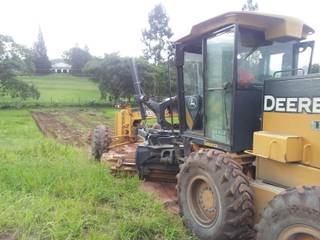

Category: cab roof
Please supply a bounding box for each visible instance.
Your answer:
[176,11,314,44]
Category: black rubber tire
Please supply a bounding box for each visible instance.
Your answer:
[92,125,110,161]
[177,150,255,240]
[256,186,320,240]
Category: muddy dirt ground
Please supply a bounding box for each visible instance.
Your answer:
[32,108,114,149]
[32,108,178,214]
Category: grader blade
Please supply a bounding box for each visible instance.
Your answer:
[101,144,178,182]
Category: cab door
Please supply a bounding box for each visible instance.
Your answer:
[204,27,235,145]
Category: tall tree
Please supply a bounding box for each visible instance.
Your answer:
[242,0,259,11]
[63,46,92,74]
[0,35,39,99]
[33,28,51,74]
[83,55,173,102]
[83,53,132,102]
[142,4,173,64]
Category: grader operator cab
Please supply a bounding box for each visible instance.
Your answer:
[93,11,320,240]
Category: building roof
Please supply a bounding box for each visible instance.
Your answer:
[51,62,71,69]
[176,11,314,44]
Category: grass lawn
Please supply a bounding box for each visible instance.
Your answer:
[21,74,102,103]
[0,109,193,240]
[0,74,106,108]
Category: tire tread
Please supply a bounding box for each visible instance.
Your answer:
[177,150,254,240]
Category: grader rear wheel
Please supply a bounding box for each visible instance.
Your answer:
[177,150,254,240]
[256,186,320,240]
[278,225,320,240]
[92,125,111,161]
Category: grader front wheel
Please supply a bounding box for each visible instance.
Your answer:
[177,150,254,240]
[91,125,111,161]
[256,186,320,240]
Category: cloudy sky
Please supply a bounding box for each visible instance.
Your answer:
[1,0,319,61]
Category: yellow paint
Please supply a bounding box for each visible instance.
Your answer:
[204,141,218,148]
[114,108,142,139]
[252,131,303,162]
[185,108,194,129]
[250,180,284,220]
[177,11,314,44]
[263,112,320,168]
[256,157,320,188]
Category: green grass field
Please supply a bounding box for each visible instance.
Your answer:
[0,74,190,239]
[22,74,101,103]
[0,109,193,239]
[0,74,107,108]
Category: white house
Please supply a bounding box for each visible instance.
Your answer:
[51,62,71,73]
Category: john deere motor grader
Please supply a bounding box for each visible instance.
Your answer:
[93,11,320,240]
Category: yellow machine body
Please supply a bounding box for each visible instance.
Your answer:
[109,107,147,148]
[251,111,320,169]
[250,100,320,216]
[114,108,142,139]
[252,131,303,163]
[177,11,314,44]
[111,107,168,147]
[262,112,320,167]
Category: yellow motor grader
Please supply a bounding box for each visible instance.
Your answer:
[93,11,320,240]
[92,65,178,178]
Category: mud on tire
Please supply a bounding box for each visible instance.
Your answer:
[177,150,254,240]
[256,186,320,240]
[92,125,111,161]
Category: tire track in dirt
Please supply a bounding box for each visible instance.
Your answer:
[32,109,115,148]
[32,112,86,147]
[65,111,93,128]
[65,111,114,135]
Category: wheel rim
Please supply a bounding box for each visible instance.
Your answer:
[187,175,219,228]
[278,224,320,240]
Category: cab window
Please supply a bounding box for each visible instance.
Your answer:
[237,28,296,88]
[183,43,203,132]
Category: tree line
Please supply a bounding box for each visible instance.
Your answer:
[2,1,320,102]
[0,4,174,101]
[0,35,39,99]
[84,54,175,104]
